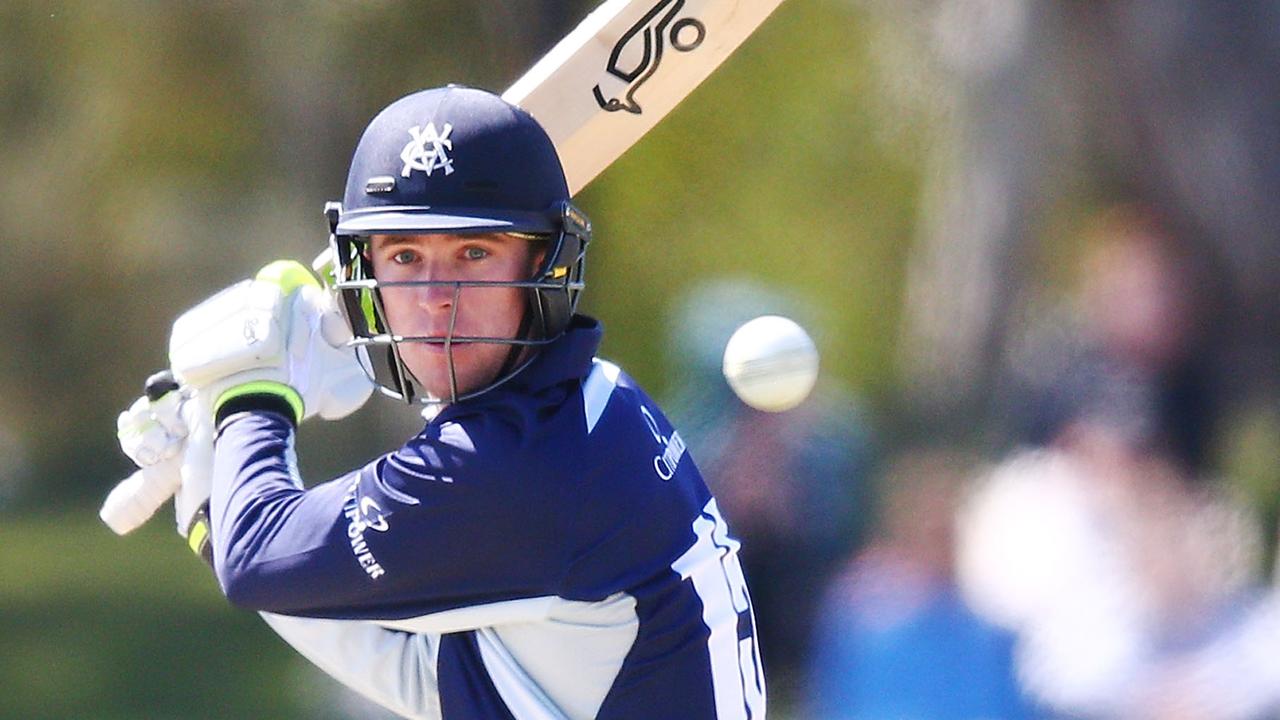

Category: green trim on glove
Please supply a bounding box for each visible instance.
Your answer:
[255,259,320,295]
[186,503,214,567]
[214,380,304,425]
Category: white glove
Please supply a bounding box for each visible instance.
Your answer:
[169,259,374,424]
[107,382,213,541]
[105,383,189,535]
[116,385,187,469]
[174,394,215,542]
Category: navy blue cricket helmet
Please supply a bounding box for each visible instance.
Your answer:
[324,85,591,404]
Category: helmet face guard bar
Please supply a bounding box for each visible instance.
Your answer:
[324,201,590,405]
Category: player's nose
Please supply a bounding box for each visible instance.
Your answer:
[410,259,457,311]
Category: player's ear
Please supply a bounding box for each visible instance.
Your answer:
[531,249,547,273]
[363,236,384,269]
[528,238,550,274]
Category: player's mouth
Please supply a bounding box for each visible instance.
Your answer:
[406,336,480,356]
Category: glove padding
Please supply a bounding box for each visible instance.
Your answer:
[175,396,215,541]
[169,260,374,424]
[117,387,188,468]
[115,386,213,539]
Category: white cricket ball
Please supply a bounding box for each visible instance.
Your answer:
[722,315,819,412]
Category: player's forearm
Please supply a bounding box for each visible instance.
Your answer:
[210,408,315,609]
[210,407,411,617]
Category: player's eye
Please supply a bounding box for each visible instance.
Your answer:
[391,249,416,265]
[463,246,490,261]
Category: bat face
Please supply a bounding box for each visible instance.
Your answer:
[591,0,707,115]
[503,0,786,195]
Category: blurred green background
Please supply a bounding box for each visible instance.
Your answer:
[0,2,930,717]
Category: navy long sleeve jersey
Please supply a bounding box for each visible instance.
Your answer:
[209,317,766,720]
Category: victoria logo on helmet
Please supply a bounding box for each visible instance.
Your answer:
[400,122,455,178]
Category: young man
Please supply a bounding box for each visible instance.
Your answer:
[120,86,766,720]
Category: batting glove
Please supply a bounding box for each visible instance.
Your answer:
[174,395,215,554]
[111,381,214,551]
[169,260,374,426]
[116,382,188,470]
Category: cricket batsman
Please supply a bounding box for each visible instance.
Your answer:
[115,86,766,719]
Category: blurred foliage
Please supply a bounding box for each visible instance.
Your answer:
[0,514,366,720]
[0,0,930,717]
[1218,407,1280,575]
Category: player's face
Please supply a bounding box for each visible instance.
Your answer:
[369,233,540,400]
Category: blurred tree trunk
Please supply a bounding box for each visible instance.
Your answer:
[896,0,1068,432]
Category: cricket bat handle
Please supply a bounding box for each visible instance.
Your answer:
[100,460,183,535]
[100,371,184,535]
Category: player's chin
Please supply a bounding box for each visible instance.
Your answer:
[401,344,491,399]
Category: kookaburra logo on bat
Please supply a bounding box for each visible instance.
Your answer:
[593,0,707,114]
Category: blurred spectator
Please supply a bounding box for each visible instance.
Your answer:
[665,278,873,706]
[1127,591,1280,720]
[999,205,1223,474]
[957,438,1260,717]
[957,206,1265,717]
[807,449,1033,720]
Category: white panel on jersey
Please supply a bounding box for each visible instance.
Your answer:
[492,592,639,720]
[582,359,621,434]
[375,593,639,720]
[375,596,557,634]
[476,627,570,720]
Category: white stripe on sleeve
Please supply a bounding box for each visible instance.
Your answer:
[581,359,621,434]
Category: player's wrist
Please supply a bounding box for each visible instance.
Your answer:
[185,501,215,567]
[213,378,303,427]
